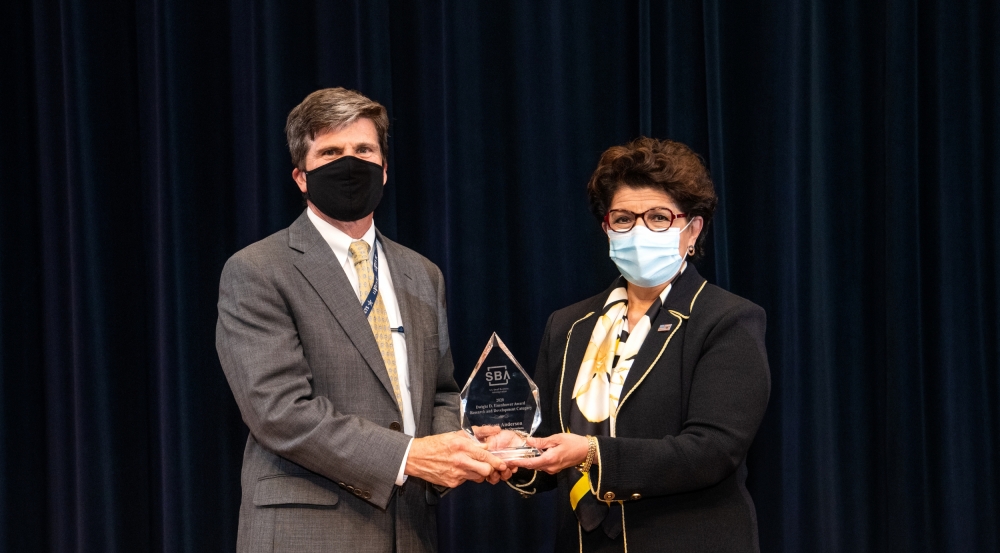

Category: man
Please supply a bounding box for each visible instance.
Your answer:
[217,88,508,552]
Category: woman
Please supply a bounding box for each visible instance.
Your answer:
[506,137,770,552]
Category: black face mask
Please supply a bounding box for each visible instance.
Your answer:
[304,155,384,221]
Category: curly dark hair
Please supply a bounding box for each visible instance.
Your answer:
[586,137,718,258]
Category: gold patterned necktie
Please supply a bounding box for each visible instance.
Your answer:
[349,240,403,411]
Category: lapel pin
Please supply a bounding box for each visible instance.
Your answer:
[658,324,672,332]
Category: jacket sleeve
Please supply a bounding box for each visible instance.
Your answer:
[215,252,411,509]
[588,301,770,500]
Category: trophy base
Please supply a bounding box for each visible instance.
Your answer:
[491,446,542,460]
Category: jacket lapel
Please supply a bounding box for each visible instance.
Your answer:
[376,230,426,425]
[616,264,707,415]
[557,279,619,433]
[288,212,399,410]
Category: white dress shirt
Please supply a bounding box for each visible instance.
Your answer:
[306,208,414,485]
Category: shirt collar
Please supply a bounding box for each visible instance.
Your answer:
[305,207,377,265]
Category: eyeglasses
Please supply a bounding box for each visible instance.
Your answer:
[603,207,688,233]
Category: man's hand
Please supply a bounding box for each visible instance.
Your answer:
[505,433,589,474]
[471,426,525,451]
[470,427,526,482]
[405,431,512,488]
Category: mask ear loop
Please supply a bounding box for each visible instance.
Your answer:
[679,217,698,258]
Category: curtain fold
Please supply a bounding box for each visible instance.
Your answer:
[0,1,997,551]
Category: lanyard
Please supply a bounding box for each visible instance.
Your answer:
[361,240,380,317]
[359,240,404,334]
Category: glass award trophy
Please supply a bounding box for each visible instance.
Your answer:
[460,333,542,460]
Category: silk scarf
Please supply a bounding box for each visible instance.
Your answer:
[567,279,671,537]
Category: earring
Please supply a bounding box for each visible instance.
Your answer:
[687,245,695,255]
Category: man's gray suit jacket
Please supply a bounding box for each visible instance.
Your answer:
[217,211,461,553]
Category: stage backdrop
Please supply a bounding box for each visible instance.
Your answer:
[1,0,997,552]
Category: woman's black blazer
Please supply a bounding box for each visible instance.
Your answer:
[515,264,771,553]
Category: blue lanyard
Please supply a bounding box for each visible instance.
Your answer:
[361,240,380,317]
[360,241,404,334]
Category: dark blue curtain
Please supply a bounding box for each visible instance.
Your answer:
[1,1,997,552]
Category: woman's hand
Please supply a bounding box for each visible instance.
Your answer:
[506,433,591,474]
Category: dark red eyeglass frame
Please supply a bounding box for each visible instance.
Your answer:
[603,207,688,233]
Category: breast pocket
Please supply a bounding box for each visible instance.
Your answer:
[423,333,440,359]
[421,333,442,385]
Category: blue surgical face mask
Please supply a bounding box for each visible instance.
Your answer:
[608,220,693,287]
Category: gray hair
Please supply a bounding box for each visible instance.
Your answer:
[285,87,389,170]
